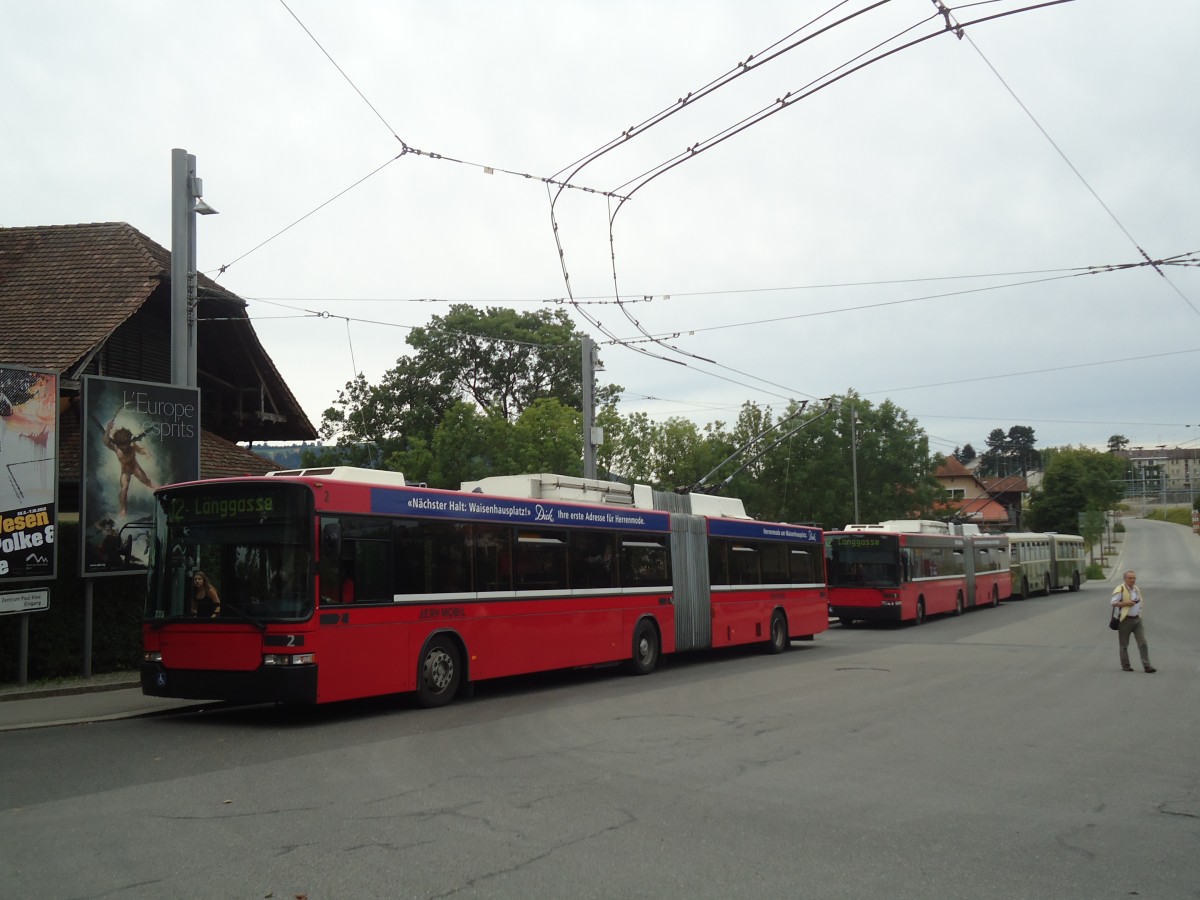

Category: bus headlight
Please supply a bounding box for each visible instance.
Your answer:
[263,653,316,666]
[143,651,162,663]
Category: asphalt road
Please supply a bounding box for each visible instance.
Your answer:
[1,517,1197,899]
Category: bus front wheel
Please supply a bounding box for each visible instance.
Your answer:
[991,586,1000,608]
[765,609,788,654]
[416,635,462,708]
[627,619,660,676]
[954,592,964,616]
[1042,574,1052,596]
[1069,572,1080,592]
[1020,577,1030,600]
[914,598,926,626]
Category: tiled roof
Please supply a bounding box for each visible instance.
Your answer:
[201,430,284,478]
[981,474,1028,493]
[936,456,974,479]
[0,222,316,441]
[1,222,200,371]
[935,496,1011,524]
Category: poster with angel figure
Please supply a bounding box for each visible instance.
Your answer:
[81,376,199,577]
[0,366,58,582]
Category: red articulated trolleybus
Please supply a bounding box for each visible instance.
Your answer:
[140,468,828,707]
[824,520,1009,626]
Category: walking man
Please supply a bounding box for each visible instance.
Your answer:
[1111,570,1156,673]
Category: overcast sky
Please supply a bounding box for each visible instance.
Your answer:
[4,1,1198,459]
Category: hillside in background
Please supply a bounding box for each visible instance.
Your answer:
[250,442,324,469]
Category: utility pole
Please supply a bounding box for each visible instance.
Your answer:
[581,338,602,479]
[850,403,860,524]
[170,149,218,388]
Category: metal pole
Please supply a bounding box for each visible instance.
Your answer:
[851,403,860,523]
[582,337,596,479]
[170,149,192,387]
[82,580,93,678]
[18,613,29,686]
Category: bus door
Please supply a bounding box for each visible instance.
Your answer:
[315,516,409,703]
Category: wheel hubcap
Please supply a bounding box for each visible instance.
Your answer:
[425,649,452,691]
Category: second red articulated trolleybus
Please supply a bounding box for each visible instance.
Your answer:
[824,520,1009,626]
[141,468,828,707]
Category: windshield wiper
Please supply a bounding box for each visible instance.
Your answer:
[218,599,267,632]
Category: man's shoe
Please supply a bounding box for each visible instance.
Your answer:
[1122,666,1134,672]
[1144,667,1157,673]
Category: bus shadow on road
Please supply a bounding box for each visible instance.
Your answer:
[148,641,825,729]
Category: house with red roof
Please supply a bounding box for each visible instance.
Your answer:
[934,456,1017,528]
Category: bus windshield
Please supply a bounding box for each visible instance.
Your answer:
[146,482,315,622]
[825,533,902,587]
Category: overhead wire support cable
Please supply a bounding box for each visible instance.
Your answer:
[937,0,1199,319]
[690,400,837,495]
[606,0,1076,217]
[685,401,812,493]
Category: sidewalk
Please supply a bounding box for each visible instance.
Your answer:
[0,672,205,731]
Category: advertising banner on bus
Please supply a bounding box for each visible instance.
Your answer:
[370,487,671,533]
[81,376,200,577]
[0,366,58,582]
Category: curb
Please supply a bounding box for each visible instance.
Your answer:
[0,678,141,703]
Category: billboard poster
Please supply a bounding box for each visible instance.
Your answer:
[0,366,58,582]
[81,376,200,577]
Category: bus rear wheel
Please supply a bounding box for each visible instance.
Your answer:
[1069,572,1080,592]
[765,609,788,654]
[1020,577,1030,600]
[839,616,855,628]
[913,598,926,626]
[1042,574,1051,596]
[627,619,660,676]
[990,586,1000,608]
[954,592,964,616]
[416,635,462,708]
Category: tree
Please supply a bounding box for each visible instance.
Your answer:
[1107,434,1130,453]
[959,443,977,464]
[427,401,515,488]
[508,399,584,476]
[734,395,941,528]
[1027,447,1125,534]
[406,305,610,420]
[977,425,1039,477]
[316,305,622,475]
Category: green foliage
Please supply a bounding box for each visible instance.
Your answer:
[1086,563,1105,580]
[509,399,584,476]
[660,394,943,528]
[1027,447,1125,534]
[1143,507,1193,526]
[1078,508,1106,548]
[305,303,964,530]
[428,401,516,488]
[0,521,142,684]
